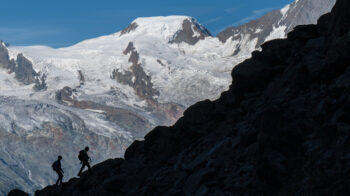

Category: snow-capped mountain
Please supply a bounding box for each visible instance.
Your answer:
[218,0,336,58]
[0,16,232,194]
[0,0,335,194]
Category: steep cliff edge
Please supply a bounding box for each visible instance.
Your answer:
[19,0,350,195]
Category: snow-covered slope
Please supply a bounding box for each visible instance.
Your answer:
[0,0,336,194]
[8,16,231,107]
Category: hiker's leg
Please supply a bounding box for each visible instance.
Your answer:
[58,172,63,185]
[87,162,92,173]
[78,163,86,176]
[56,172,60,185]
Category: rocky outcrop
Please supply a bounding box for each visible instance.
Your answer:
[120,22,138,36]
[169,18,211,45]
[0,41,16,71]
[77,70,85,86]
[115,42,160,102]
[33,73,47,91]
[218,9,282,46]
[113,42,184,123]
[0,42,46,90]
[8,189,29,196]
[14,54,37,85]
[217,0,336,53]
[26,0,350,195]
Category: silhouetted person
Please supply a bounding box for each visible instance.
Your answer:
[78,146,92,176]
[52,155,64,186]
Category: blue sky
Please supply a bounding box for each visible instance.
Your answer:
[0,0,294,48]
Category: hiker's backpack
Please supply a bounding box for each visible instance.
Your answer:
[52,161,58,171]
[78,150,85,161]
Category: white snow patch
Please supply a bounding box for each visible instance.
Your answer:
[281,4,290,16]
[265,25,287,42]
[85,109,105,114]
[191,24,200,38]
[255,28,263,34]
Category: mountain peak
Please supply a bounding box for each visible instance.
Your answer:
[120,15,212,45]
[217,0,335,46]
[132,15,192,24]
[1,40,5,47]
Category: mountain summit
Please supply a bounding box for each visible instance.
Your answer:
[120,16,212,45]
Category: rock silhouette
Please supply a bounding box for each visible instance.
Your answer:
[12,0,350,195]
[7,189,29,196]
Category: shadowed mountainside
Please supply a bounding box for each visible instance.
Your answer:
[13,0,350,195]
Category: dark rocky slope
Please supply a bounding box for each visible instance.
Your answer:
[21,0,350,195]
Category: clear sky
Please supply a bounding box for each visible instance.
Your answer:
[0,0,294,48]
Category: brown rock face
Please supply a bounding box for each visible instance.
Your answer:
[120,22,138,36]
[17,0,350,195]
[113,42,184,124]
[15,54,38,85]
[117,42,160,102]
[0,41,16,70]
[169,19,211,45]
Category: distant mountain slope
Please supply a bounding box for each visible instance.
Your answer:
[217,0,336,58]
[0,0,336,194]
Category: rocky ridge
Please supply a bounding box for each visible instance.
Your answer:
[0,42,46,89]
[29,0,350,195]
[218,0,336,56]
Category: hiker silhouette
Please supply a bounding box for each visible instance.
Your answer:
[52,155,64,186]
[77,146,92,176]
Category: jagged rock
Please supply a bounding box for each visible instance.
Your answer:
[169,18,211,45]
[120,22,138,36]
[217,0,335,45]
[0,41,16,71]
[15,54,38,85]
[114,42,185,123]
[7,189,29,196]
[115,42,160,102]
[0,43,43,87]
[33,73,48,91]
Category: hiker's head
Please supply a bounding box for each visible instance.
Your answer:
[58,155,62,160]
[85,146,89,151]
